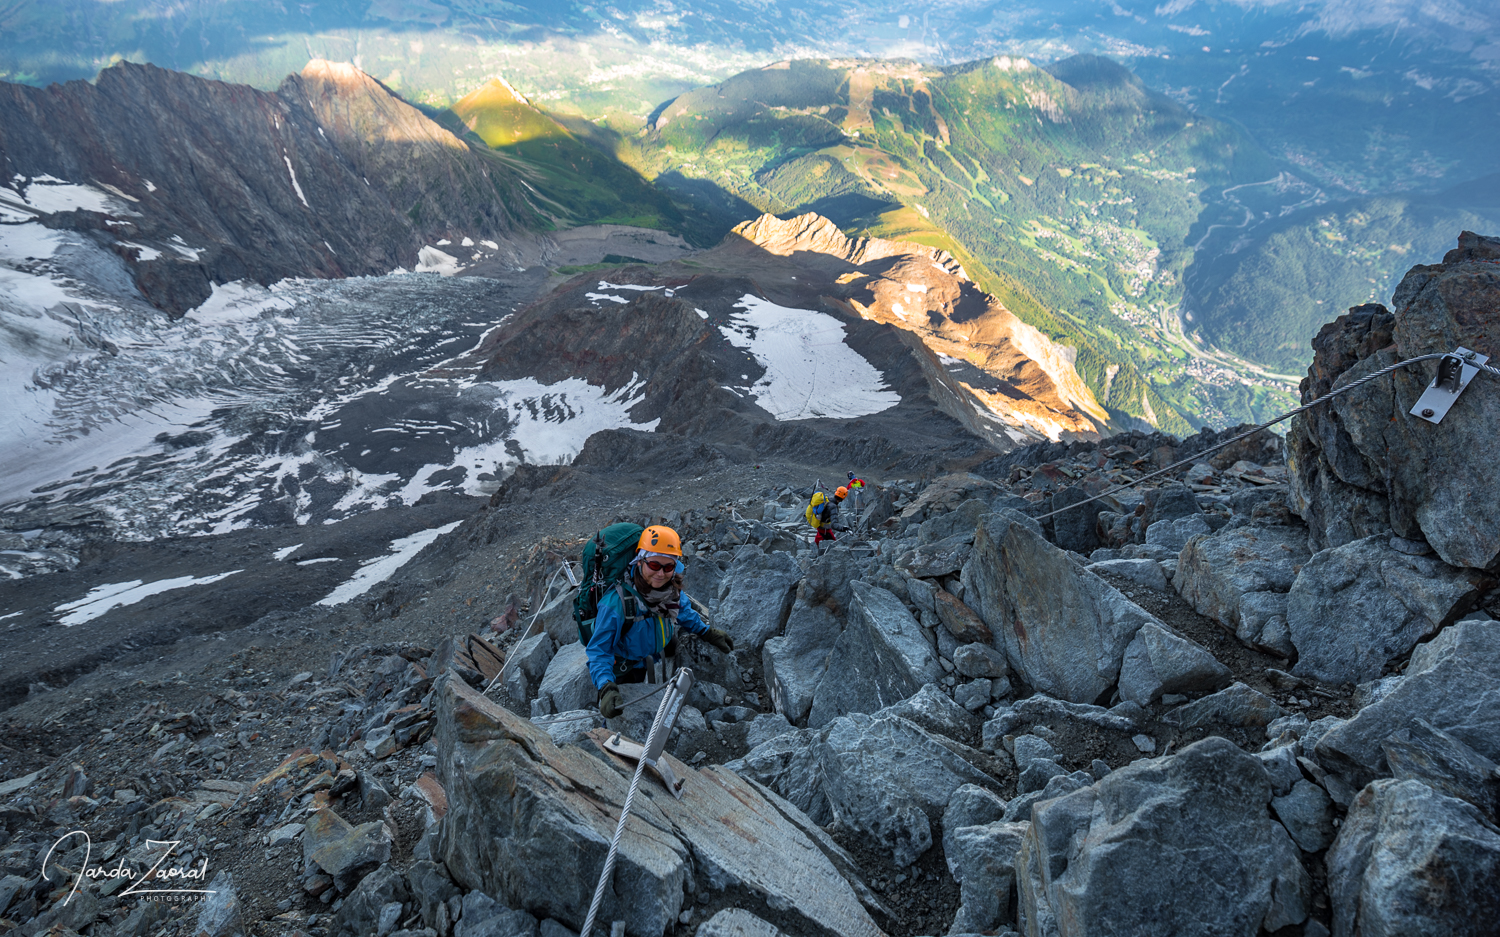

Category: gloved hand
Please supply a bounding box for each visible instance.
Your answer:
[598,682,622,718]
[705,628,735,654]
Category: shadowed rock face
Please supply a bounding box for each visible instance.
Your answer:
[1287,231,1500,569]
[0,60,529,313]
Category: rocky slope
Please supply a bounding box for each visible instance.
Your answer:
[0,60,532,314]
[3,237,1499,937]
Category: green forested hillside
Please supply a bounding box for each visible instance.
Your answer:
[1186,179,1500,372]
[627,55,1293,432]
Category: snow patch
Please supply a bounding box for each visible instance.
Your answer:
[273,543,304,561]
[296,557,342,566]
[586,292,629,304]
[417,246,460,275]
[283,154,310,208]
[55,570,243,626]
[598,281,662,292]
[719,294,900,421]
[317,520,462,606]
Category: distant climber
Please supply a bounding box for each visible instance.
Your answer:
[846,471,866,520]
[806,487,848,545]
[584,525,734,719]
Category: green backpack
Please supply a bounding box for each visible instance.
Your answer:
[573,522,645,644]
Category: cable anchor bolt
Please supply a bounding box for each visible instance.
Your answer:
[1410,347,1490,424]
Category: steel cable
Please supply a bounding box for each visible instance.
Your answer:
[580,669,684,937]
[1030,351,1489,523]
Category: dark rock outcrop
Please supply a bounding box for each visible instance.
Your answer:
[1287,232,1500,569]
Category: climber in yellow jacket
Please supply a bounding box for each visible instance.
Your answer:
[806,486,848,545]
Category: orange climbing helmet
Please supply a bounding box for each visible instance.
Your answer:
[835,486,849,499]
[638,525,682,556]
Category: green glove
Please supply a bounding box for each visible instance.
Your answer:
[598,682,622,719]
[705,628,734,654]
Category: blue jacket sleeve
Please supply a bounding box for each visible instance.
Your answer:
[677,592,709,636]
[587,590,623,690]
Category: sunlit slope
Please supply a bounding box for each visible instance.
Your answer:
[449,80,720,241]
[631,55,1287,431]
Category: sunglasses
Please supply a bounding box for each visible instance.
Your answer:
[642,559,676,572]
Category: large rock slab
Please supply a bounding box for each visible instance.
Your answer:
[1161,682,1285,730]
[807,581,943,727]
[1327,778,1500,937]
[1175,525,1310,631]
[963,515,1160,704]
[763,598,842,726]
[1287,535,1485,685]
[1116,621,1231,706]
[1048,485,1100,554]
[435,675,882,937]
[1287,239,1500,569]
[1016,737,1310,937]
[1314,618,1500,791]
[715,547,803,650]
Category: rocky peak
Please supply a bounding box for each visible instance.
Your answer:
[0,60,530,314]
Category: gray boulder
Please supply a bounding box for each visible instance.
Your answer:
[807,581,943,727]
[723,727,827,823]
[763,598,842,725]
[963,515,1161,704]
[1161,682,1285,730]
[818,711,999,866]
[536,588,580,648]
[715,547,802,650]
[953,642,1008,679]
[1048,485,1100,554]
[436,677,881,937]
[501,632,555,702]
[1016,737,1310,937]
[530,642,594,717]
[1272,779,1336,853]
[1315,619,1500,791]
[1085,558,1169,592]
[947,821,1029,934]
[1003,771,1091,824]
[934,588,992,644]
[1143,514,1212,552]
[454,891,537,937]
[881,682,980,743]
[943,784,1008,854]
[1116,621,1232,706]
[1236,591,1294,657]
[1175,525,1310,633]
[1144,483,1201,526]
[906,576,937,614]
[896,533,974,578]
[919,497,989,544]
[1288,535,1484,685]
[982,695,1138,751]
[1327,778,1500,937]
[695,909,783,937]
[1381,718,1500,822]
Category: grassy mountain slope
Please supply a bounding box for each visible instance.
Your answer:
[628,55,1293,432]
[445,80,724,243]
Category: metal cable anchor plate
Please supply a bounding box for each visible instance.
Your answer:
[1410,347,1490,424]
